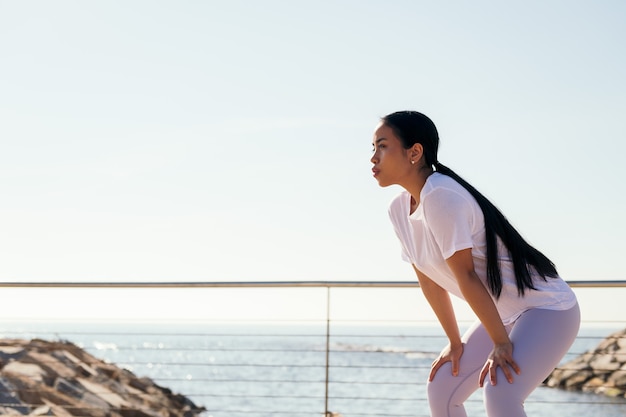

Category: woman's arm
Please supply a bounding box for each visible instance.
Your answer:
[413,264,461,346]
[412,265,464,380]
[445,248,520,386]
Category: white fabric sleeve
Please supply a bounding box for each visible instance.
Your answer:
[388,194,413,264]
[399,245,411,263]
[422,187,476,259]
[389,214,411,263]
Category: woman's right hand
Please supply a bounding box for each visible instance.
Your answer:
[429,342,464,381]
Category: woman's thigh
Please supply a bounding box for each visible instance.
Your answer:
[483,304,581,416]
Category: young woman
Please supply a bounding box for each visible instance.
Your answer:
[371,111,580,417]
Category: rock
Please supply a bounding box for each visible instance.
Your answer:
[3,362,47,382]
[618,337,626,350]
[608,365,626,387]
[545,328,626,398]
[600,387,624,397]
[589,353,622,374]
[581,376,606,392]
[564,369,594,389]
[0,338,205,416]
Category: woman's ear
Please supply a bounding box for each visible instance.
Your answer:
[409,143,424,163]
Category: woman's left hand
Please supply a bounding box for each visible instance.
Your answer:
[479,342,521,386]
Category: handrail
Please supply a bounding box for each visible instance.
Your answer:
[0,282,624,416]
[0,280,623,288]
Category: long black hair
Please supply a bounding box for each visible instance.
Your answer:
[382,110,558,298]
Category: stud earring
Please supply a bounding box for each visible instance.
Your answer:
[411,160,415,165]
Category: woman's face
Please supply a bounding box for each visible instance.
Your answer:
[371,122,413,187]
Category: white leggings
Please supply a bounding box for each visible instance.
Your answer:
[427,304,580,417]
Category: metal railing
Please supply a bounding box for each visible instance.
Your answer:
[0,280,624,417]
[0,279,621,288]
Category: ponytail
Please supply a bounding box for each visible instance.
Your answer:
[433,161,558,298]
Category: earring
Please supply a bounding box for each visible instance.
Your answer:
[411,160,415,165]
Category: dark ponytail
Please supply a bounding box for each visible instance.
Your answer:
[382,111,558,298]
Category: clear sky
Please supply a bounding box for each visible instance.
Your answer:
[0,1,625,322]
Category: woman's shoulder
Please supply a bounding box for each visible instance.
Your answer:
[422,173,468,199]
[421,173,480,217]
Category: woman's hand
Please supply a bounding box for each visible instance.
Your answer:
[429,343,464,381]
[479,342,520,386]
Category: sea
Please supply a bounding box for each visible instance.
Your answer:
[1,320,625,417]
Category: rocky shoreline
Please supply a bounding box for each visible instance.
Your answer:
[545,328,626,398]
[0,338,205,416]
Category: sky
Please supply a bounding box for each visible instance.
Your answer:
[0,1,625,323]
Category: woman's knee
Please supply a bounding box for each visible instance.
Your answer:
[426,377,460,417]
[427,363,478,405]
[483,382,526,417]
[427,368,453,403]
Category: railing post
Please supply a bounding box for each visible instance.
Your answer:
[324,286,330,417]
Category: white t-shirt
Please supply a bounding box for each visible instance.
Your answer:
[388,172,577,325]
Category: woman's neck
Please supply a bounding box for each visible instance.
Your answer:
[405,166,434,213]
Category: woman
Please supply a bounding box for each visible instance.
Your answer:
[371,111,580,417]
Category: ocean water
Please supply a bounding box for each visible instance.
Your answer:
[1,321,625,417]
